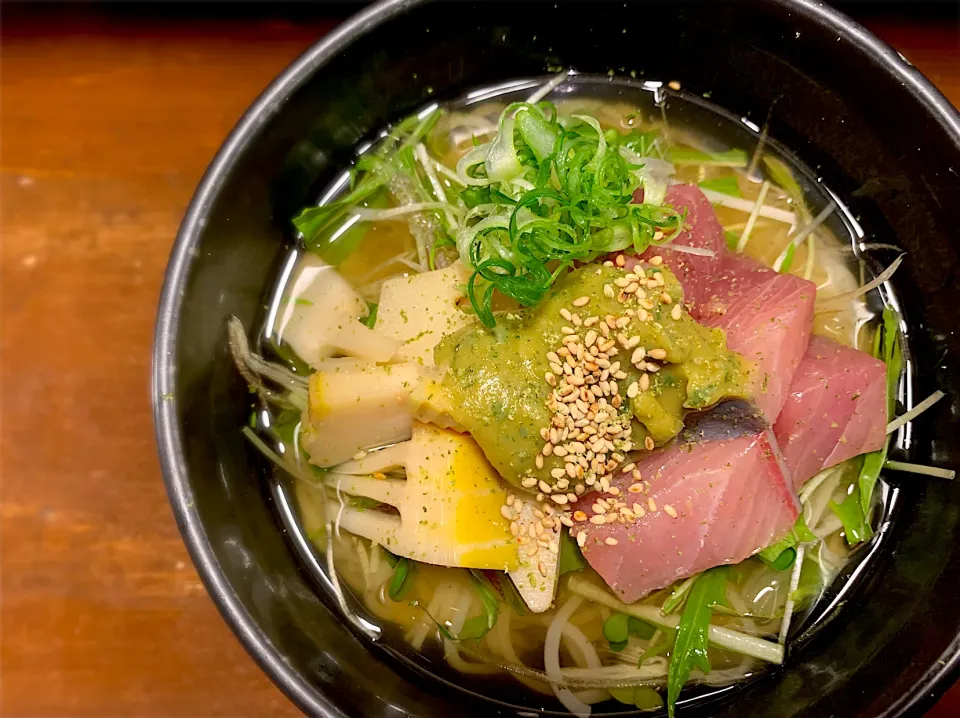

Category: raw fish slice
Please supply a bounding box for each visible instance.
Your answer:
[627,186,815,422]
[578,431,799,603]
[628,185,726,307]
[773,335,887,488]
[694,253,816,422]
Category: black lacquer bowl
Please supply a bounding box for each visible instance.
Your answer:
[153,1,960,715]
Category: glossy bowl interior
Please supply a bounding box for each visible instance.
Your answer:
[154,1,960,716]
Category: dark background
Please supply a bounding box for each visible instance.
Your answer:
[1,1,957,716]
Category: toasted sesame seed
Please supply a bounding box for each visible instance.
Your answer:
[560,514,574,527]
[614,277,631,288]
[631,347,646,364]
[565,463,579,479]
[589,515,606,525]
[650,256,663,266]
[605,537,619,546]
[603,284,615,299]
[648,348,667,360]
[573,510,588,521]
[644,436,655,451]
[551,494,569,505]
[561,326,575,335]
[560,307,573,321]
[526,544,540,556]
[535,454,544,469]
[627,381,639,398]
[584,329,598,348]
[648,497,657,511]
[628,483,644,494]
[567,492,578,503]
[522,477,538,488]
[510,521,519,536]
[577,531,587,547]
[616,254,626,267]
[671,304,683,320]
[639,373,650,391]
[622,462,636,473]
[545,372,557,387]
[660,291,672,304]
[500,505,514,520]
[664,504,678,518]
[572,296,590,307]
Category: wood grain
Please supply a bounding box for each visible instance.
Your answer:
[0,6,957,717]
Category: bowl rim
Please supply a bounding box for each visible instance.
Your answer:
[152,0,960,715]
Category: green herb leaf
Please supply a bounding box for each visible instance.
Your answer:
[667,567,728,718]
[757,514,816,570]
[558,529,588,575]
[830,485,874,546]
[662,575,697,614]
[699,176,742,198]
[479,570,527,616]
[667,147,749,168]
[859,306,901,513]
[388,556,415,601]
[779,242,797,274]
[361,302,379,329]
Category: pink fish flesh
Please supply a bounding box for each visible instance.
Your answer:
[631,185,726,307]
[693,253,816,422]
[774,335,887,488]
[578,431,800,603]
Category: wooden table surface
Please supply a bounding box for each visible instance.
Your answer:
[1,5,958,716]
